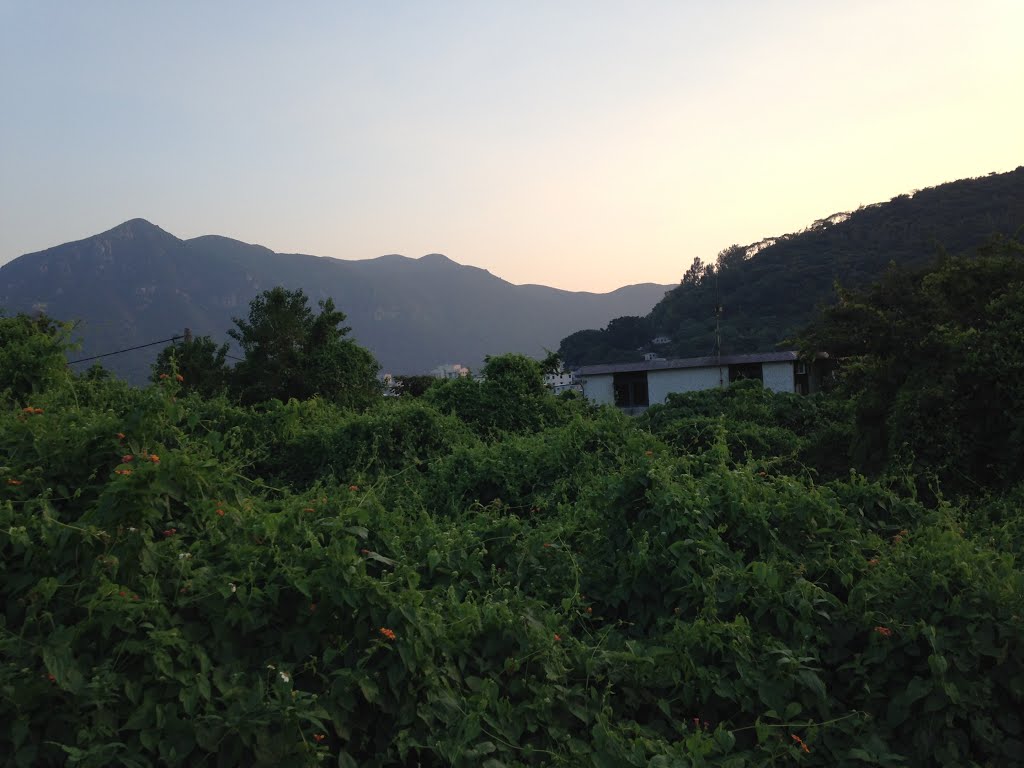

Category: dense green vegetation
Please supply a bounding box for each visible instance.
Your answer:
[3,253,1024,766]
[151,287,382,409]
[560,167,1024,366]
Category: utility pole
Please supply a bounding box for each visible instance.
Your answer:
[715,274,724,388]
[184,328,193,344]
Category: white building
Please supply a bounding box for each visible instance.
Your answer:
[544,369,584,396]
[577,351,825,413]
[431,364,470,379]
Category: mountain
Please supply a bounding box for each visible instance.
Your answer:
[0,220,672,382]
[559,166,1024,366]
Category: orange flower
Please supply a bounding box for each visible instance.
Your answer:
[159,373,169,380]
[553,633,562,642]
[149,454,160,463]
[379,627,396,641]
[348,484,359,492]
[791,734,810,753]
[122,454,134,463]
[867,557,880,567]
[873,626,894,638]
[216,509,225,517]
[116,432,126,440]
[7,478,23,486]
[32,408,44,414]
[175,374,184,382]
[114,469,133,476]
[312,733,326,743]
[644,450,653,457]
[303,507,315,513]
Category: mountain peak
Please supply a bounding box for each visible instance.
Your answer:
[419,253,453,265]
[98,218,178,242]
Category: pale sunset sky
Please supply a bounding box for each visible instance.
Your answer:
[1,1,1021,292]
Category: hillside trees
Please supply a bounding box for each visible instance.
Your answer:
[228,287,380,408]
[800,237,1024,493]
[558,166,1024,367]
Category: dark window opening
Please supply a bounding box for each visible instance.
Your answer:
[613,371,649,408]
[728,362,763,384]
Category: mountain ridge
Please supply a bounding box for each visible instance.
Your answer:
[558,166,1024,367]
[0,221,673,382]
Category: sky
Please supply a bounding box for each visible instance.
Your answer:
[1,1,1021,292]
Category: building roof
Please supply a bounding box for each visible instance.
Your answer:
[576,350,816,376]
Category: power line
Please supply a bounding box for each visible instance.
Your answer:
[68,335,183,364]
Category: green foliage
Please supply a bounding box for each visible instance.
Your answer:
[643,379,854,479]
[151,336,231,398]
[228,287,380,408]
[0,312,74,406]
[425,353,569,438]
[2,308,1023,767]
[800,238,1024,494]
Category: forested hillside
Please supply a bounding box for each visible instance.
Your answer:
[560,167,1024,366]
[2,244,1023,766]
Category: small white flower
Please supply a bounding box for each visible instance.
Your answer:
[279,671,290,683]
[128,527,137,532]
[229,583,237,593]
[267,664,276,670]
[178,552,192,560]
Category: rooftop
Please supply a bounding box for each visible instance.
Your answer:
[576,350,820,376]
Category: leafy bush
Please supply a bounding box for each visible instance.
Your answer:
[2,335,1022,767]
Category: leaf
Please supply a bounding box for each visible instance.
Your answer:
[367,551,398,567]
[797,669,826,701]
[35,577,59,601]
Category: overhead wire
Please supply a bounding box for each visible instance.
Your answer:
[66,333,246,365]
[67,335,184,364]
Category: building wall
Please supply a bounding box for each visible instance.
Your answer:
[581,374,616,406]
[648,367,724,404]
[761,361,795,393]
[584,360,799,408]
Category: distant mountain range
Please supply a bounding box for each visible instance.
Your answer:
[559,166,1024,366]
[0,220,672,382]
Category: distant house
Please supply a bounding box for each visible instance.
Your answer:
[576,351,826,413]
[544,369,584,396]
[431,364,470,379]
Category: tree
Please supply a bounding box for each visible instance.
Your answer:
[228,287,380,407]
[425,353,559,437]
[681,256,710,285]
[799,237,1024,493]
[0,311,73,405]
[151,336,231,398]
